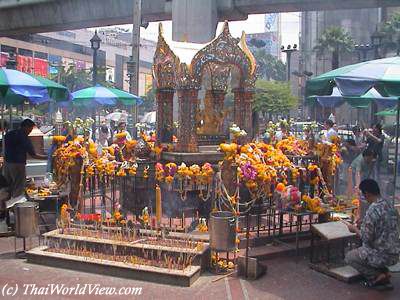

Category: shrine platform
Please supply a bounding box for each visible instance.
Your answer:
[162,146,223,164]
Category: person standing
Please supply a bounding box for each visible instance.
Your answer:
[350,149,376,184]
[322,119,338,143]
[113,121,132,142]
[344,179,400,290]
[96,125,110,147]
[364,124,384,179]
[350,149,377,221]
[275,123,290,142]
[2,119,47,199]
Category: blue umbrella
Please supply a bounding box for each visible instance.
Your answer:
[0,68,70,104]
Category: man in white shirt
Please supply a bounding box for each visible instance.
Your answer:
[323,119,338,142]
[113,121,132,141]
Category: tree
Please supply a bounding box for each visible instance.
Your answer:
[253,49,286,81]
[253,80,297,117]
[50,65,113,92]
[379,13,400,56]
[314,27,354,70]
[139,86,156,115]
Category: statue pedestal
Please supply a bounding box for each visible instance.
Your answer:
[197,134,228,146]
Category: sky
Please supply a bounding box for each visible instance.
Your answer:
[113,13,300,62]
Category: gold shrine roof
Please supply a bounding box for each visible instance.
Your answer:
[153,21,257,90]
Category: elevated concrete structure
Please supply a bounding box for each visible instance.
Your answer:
[0,0,399,42]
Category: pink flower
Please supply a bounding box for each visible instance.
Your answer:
[155,163,164,171]
[241,162,257,180]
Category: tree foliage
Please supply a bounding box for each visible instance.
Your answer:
[379,13,400,55]
[252,49,286,81]
[253,80,297,115]
[139,86,156,114]
[49,65,113,92]
[314,27,354,69]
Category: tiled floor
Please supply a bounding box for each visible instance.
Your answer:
[0,236,398,300]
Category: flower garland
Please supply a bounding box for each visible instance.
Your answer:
[155,162,215,201]
[276,136,310,156]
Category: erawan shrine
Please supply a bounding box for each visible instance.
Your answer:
[13,22,366,287]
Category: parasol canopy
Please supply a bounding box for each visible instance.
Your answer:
[375,108,397,116]
[105,111,128,123]
[306,57,400,100]
[0,68,70,104]
[141,111,156,124]
[306,57,400,200]
[72,85,142,107]
[307,86,398,108]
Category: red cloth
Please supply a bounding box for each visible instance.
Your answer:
[17,55,33,73]
[33,58,48,77]
[0,53,7,67]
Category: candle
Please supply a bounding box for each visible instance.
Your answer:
[156,184,162,224]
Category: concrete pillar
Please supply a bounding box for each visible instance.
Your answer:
[172,0,217,43]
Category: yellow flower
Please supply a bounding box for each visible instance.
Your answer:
[125,140,138,151]
[165,175,174,184]
[116,168,126,177]
[128,167,137,176]
[115,132,127,139]
[53,135,66,144]
[114,211,122,221]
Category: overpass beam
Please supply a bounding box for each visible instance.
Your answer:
[0,0,169,37]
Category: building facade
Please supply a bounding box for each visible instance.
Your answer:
[0,28,156,96]
[299,7,400,124]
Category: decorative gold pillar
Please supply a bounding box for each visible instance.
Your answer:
[156,89,174,144]
[177,89,199,152]
[233,88,253,142]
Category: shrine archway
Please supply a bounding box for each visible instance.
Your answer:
[152,21,257,153]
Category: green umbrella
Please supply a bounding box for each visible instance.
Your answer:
[305,57,400,199]
[375,109,397,116]
[71,85,142,107]
[0,67,70,104]
[306,86,396,108]
[306,57,400,98]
